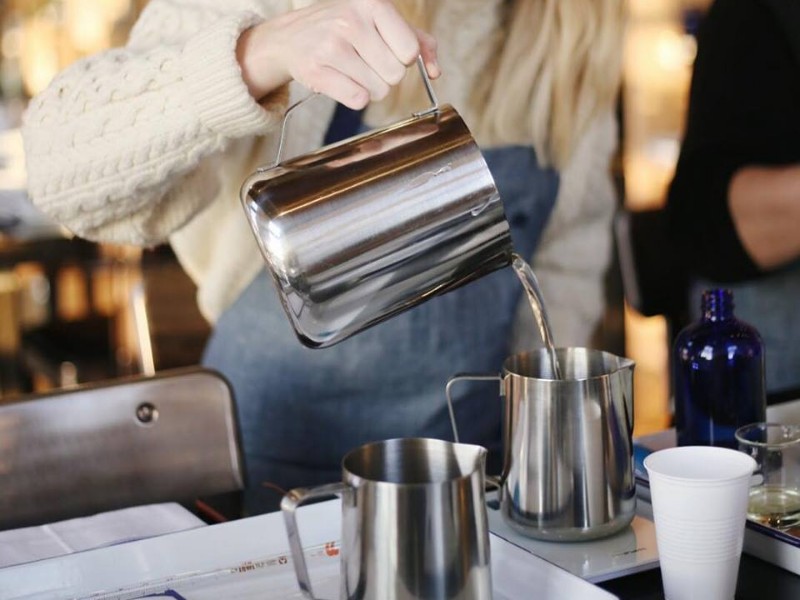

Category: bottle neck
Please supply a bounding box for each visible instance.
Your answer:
[701,289,734,322]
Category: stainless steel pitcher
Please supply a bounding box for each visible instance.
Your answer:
[281,437,493,599]
[241,58,512,348]
[446,347,636,542]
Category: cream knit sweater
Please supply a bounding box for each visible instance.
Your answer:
[22,0,618,349]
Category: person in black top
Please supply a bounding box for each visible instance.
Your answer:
[666,0,800,394]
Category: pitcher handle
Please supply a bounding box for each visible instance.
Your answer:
[445,373,503,444]
[414,55,440,116]
[485,473,503,508]
[272,92,319,167]
[273,55,438,166]
[446,373,510,489]
[281,482,347,600]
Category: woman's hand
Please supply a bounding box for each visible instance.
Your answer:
[236,0,439,109]
[729,164,800,270]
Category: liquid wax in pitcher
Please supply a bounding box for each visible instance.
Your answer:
[511,253,562,379]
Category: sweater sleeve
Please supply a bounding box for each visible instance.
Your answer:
[21,0,290,246]
[665,0,800,283]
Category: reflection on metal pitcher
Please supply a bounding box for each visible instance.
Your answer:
[281,437,493,600]
[447,347,636,542]
[241,58,512,348]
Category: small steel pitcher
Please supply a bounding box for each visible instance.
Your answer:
[281,437,493,599]
[446,347,636,541]
[241,58,512,348]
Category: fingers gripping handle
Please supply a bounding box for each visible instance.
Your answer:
[274,55,438,166]
[415,55,439,115]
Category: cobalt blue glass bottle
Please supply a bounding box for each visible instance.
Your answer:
[673,288,766,448]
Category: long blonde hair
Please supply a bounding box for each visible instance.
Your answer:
[388,0,625,169]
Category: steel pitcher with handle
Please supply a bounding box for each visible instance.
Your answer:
[446,347,636,541]
[281,437,493,599]
[241,58,512,348]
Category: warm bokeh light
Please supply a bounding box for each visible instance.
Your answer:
[622,0,711,434]
[17,0,139,97]
[19,11,60,97]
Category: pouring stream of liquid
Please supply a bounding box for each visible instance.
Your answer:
[511,253,563,379]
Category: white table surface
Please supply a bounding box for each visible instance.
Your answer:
[0,499,617,600]
[0,504,206,569]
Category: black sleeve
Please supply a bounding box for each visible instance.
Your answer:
[665,0,800,283]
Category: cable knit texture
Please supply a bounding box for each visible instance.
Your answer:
[22,0,618,340]
[23,3,289,246]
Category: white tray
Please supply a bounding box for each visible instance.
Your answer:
[633,398,800,577]
[488,508,659,583]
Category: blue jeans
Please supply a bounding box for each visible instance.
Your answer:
[203,146,558,514]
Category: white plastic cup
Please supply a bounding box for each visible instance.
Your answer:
[644,446,756,600]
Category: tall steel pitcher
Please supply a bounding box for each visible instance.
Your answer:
[281,437,493,599]
[447,347,636,541]
[241,58,512,348]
